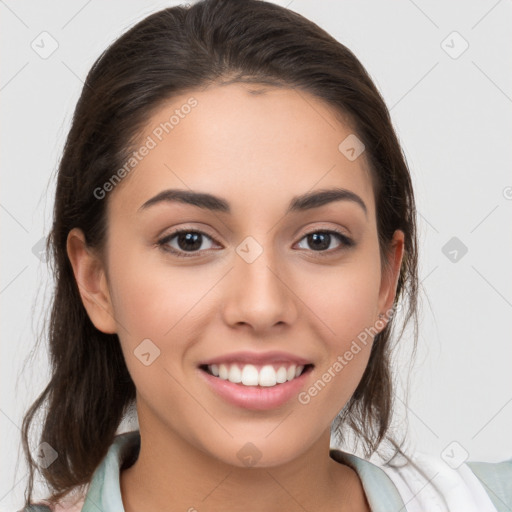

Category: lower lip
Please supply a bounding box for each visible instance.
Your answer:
[198,366,313,410]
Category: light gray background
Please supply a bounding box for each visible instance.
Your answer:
[1,0,511,510]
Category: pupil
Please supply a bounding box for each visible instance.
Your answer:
[309,232,329,251]
[178,232,202,251]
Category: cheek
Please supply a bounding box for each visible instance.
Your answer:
[294,257,380,407]
[107,245,222,371]
[299,256,381,344]
[107,249,212,414]
[108,243,202,331]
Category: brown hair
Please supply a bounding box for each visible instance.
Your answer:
[20,0,419,507]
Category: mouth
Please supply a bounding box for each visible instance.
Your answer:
[199,363,314,388]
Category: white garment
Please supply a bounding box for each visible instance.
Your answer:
[379,451,498,512]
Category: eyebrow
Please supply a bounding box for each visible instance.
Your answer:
[138,187,367,218]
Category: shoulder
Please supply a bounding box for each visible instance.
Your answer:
[18,432,139,512]
[380,451,512,512]
[467,458,512,511]
[18,506,52,512]
[19,496,85,512]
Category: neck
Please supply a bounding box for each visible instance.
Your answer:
[120,422,369,512]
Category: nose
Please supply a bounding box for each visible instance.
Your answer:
[222,243,299,333]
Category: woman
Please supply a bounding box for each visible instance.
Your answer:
[20,0,511,511]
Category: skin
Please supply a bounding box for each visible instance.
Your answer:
[67,83,404,512]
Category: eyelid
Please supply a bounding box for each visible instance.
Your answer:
[294,227,355,256]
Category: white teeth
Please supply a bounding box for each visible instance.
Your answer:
[228,364,242,383]
[259,365,276,387]
[206,363,307,387]
[219,364,229,380]
[276,366,288,383]
[241,364,259,386]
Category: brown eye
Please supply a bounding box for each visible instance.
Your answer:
[158,230,218,257]
[296,230,354,254]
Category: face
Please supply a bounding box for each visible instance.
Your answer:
[69,83,404,468]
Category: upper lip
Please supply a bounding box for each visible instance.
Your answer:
[198,350,313,367]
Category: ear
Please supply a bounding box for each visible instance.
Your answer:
[376,229,405,327]
[66,227,117,334]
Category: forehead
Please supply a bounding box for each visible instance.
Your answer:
[109,83,375,219]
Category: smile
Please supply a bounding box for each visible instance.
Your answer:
[198,363,315,410]
[200,363,312,387]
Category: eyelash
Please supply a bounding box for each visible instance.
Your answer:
[156,227,355,259]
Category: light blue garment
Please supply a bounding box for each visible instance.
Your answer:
[466,460,512,512]
[24,430,512,512]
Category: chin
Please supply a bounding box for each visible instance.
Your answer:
[200,432,311,469]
